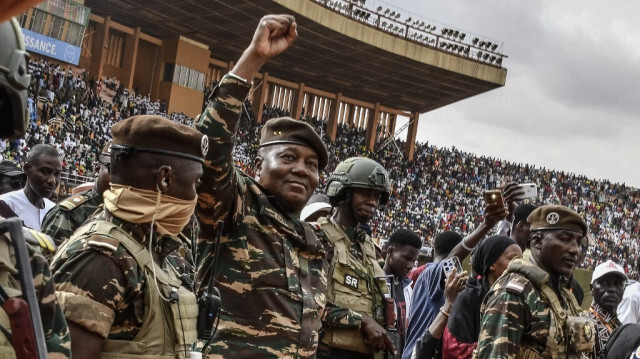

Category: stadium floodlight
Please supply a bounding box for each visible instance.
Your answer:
[389,11,396,17]
[496,57,502,66]
[459,33,466,41]
[395,13,401,19]
[384,8,390,15]
[439,42,447,48]
[405,17,412,23]
[377,6,383,12]
[477,51,483,59]
[490,55,496,62]
[483,53,490,60]
[472,37,479,45]
[486,41,492,49]
[491,43,499,51]
[382,21,387,27]
[420,21,425,28]
[453,30,459,38]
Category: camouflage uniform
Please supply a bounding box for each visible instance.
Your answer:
[476,257,595,359]
[41,188,102,246]
[315,220,389,358]
[50,210,193,341]
[194,75,328,358]
[0,225,71,358]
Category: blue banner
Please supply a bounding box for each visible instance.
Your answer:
[21,29,81,65]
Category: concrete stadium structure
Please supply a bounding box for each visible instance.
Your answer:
[24,0,508,160]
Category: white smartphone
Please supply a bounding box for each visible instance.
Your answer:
[442,256,463,278]
[514,183,538,200]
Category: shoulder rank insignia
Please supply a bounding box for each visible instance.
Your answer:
[505,276,528,294]
[59,193,89,211]
[23,228,56,254]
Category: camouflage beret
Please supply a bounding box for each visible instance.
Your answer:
[527,205,587,235]
[111,115,207,163]
[259,117,328,170]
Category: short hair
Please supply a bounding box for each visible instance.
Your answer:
[388,228,422,249]
[26,144,59,164]
[433,230,463,257]
[514,204,537,225]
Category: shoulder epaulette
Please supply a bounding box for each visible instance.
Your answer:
[58,193,90,211]
[505,274,530,295]
[23,228,56,254]
[87,234,120,253]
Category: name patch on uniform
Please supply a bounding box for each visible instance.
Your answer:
[344,274,359,290]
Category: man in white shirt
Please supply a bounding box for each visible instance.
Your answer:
[618,279,640,324]
[0,144,61,231]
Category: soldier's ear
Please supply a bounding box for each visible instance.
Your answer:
[254,157,263,178]
[530,232,543,250]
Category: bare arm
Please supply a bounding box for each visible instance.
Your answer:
[68,321,104,359]
[449,203,506,260]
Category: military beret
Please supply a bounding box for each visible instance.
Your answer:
[110,115,207,163]
[527,205,587,235]
[259,117,328,170]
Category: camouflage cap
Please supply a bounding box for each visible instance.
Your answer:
[111,115,207,163]
[259,117,328,170]
[527,205,587,235]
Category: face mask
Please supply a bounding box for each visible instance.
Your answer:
[103,183,196,237]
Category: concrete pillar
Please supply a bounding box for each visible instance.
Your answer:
[121,26,140,90]
[90,16,110,80]
[292,83,305,119]
[327,93,342,142]
[365,102,380,150]
[252,72,269,123]
[405,111,420,161]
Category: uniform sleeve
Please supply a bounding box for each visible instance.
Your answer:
[29,247,71,358]
[476,286,528,359]
[52,250,128,339]
[41,208,74,247]
[321,302,363,329]
[193,75,251,296]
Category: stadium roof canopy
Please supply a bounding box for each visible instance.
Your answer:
[85,0,507,113]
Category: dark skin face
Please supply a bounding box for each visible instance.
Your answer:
[23,154,62,207]
[94,159,111,197]
[591,273,625,313]
[334,188,382,227]
[384,244,420,278]
[110,153,202,201]
[512,221,531,252]
[0,174,25,195]
[254,144,319,213]
[488,243,522,285]
[531,230,582,279]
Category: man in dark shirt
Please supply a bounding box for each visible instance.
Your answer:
[382,228,422,356]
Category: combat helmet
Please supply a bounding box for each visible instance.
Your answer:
[325,157,391,207]
[0,18,31,138]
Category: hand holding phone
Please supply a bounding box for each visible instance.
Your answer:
[483,190,504,207]
[442,256,463,278]
[513,183,537,200]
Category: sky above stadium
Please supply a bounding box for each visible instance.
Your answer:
[386,0,640,187]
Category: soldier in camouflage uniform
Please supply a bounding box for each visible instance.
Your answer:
[0,18,71,358]
[476,205,597,359]
[193,15,328,359]
[41,142,111,246]
[51,116,204,358]
[315,157,395,359]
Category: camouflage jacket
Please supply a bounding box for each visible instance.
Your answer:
[50,210,193,340]
[476,258,590,359]
[194,75,328,359]
[0,226,71,358]
[41,188,102,246]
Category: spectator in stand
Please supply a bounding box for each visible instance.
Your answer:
[403,201,506,359]
[442,235,521,359]
[585,260,627,359]
[0,144,61,230]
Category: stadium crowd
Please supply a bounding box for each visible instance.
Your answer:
[7,57,639,280]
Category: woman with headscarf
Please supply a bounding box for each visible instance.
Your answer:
[441,235,522,359]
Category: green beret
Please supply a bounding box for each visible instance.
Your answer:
[111,115,207,163]
[259,117,328,170]
[527,205,587,235]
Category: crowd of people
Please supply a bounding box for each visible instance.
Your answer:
[2,11,640,359]
[7,55,638,280]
